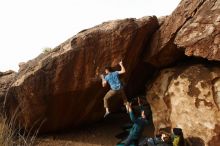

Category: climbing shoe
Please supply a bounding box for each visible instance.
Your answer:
[104,112,110,118]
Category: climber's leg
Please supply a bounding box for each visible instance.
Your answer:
[103,89,117,117]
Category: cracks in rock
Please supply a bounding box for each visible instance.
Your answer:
[173,0,207,44]
[161,72,174,127]
[163,74,173,109]
[211,0,218,10]
[212,77,220,110]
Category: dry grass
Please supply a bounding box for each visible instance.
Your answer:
[0,113,39,146]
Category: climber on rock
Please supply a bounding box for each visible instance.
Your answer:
[124,102,149,146]
[100,60,128,117]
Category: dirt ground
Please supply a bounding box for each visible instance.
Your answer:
[36,113,155,146]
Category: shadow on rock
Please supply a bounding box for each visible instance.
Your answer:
[186,137,205,146]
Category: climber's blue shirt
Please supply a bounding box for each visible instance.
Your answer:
[104,71,122,90]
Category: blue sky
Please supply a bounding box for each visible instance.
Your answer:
[0,0,181,71]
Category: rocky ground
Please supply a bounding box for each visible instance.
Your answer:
[36,113,154,146]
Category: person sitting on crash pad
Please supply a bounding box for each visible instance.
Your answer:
[123,103,149,146]
[139,133,162,146]
[139,130,172,146]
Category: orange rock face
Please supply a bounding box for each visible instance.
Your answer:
[5,17,159,133]
[144,0,220,67]
[146,63,220,146]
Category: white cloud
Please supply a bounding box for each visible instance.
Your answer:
[0,0,180,71]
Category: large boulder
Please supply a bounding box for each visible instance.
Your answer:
[144,0,220,67]
[146,63,220,146]
[5,16,159,133]
[175,0,220,60]
[0,71,16,112]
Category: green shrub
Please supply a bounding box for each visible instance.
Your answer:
[42,47,53,53]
